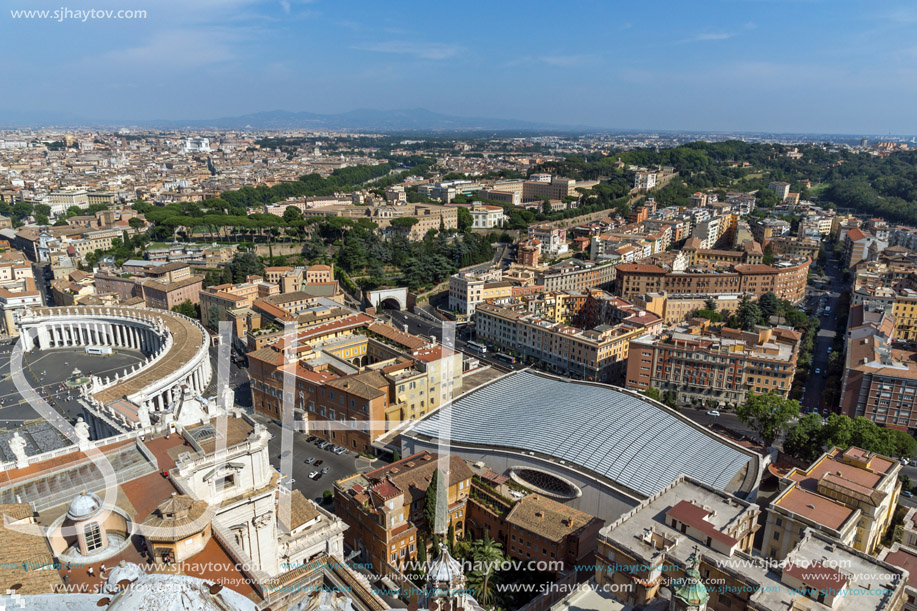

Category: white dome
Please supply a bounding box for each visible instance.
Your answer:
[292,591,356,611]
[105,561,145,592]
[107,573,256,611]
[67,491,103,520]
[427,543,465,585]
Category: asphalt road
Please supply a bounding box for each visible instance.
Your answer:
[260,416,384,505]
[801,253,845,414]
[678,405,758,439]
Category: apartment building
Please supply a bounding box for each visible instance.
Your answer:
[595,475,907,611]
[465,476,604,573]
[199,278,263,332]
[615,256,811,303]
[637,292,747,325]
[840,305,917,430]
[0,276,43,335]
[767,235,821,259]
[767,447,902,558]
[334,452,473,576]
[141,275,204,310]
[625,322,801,406]
[634,170,657,191]
[538,259,617,293]
[528,224,567,256]
[768,181,791,201]
[448,269,508,316]
[752,217,792,245]
[762,478,860,560]
[249,322,462,450]
[475,299,662,383]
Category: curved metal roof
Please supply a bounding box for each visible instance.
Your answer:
[411,371,752,497]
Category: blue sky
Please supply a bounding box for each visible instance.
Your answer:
[3,0,917,133]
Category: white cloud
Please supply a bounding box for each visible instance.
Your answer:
[540,54,594,67]
[352,41,460,60]
[95,28,239,71]
[693,32,734,41]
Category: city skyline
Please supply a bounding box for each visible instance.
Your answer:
[4,0,917,133]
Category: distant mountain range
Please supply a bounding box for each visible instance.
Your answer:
[0,108,585,132]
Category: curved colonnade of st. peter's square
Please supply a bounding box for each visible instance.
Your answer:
[14,305,212,433]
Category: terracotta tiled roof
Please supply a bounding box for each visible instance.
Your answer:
[666,500,738,547]
[505,494,600,542]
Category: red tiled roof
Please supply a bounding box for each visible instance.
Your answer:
[371,479,402,500]
[665,500,738,547]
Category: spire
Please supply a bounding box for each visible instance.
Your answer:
[424,543,467,608]
[671,549,709,611]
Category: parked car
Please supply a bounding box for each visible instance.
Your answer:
[706,410,720,417]
[314,460,323,467]
[312,473,323,481]
[815,368,821,375]
[334,447,346,455]
[321,467,330,474]
[903,491,914,498]
[309,471,319,479]
[827,347,832,353]
[902,458,911,466]
[305,457,315,464]
[306,435,316,443]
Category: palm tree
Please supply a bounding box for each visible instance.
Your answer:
[470,534,504,606]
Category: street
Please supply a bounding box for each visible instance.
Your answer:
[801,252,844,414]
[260,416,382,505]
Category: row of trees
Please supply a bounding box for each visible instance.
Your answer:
[785,413,917,463]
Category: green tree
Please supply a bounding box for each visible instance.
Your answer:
[662,390,679,410]
[641,387,662,402]
[128,217,145,229]
[755,188,779,208]
[416,540,427,578]
[446,522,455,553]
[758,292,780,322]
[392,449,401,462]
[206,304,222,331]
[784,413,825,462]
[736,391,800,447]
[901,474,912,493]
[704,298,717,311]
[423,468,443,535]
[469,534,505,606]
[283,206,303,222]
[171,299,200,319]
[736,294,763,331]
[456,207,474,231]
[693,309,723,322]
[228,251,264,283]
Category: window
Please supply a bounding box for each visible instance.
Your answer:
[84,522,103,552]
[217,473,236,492]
